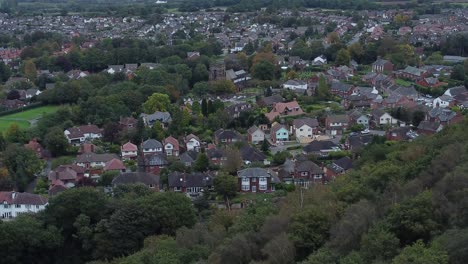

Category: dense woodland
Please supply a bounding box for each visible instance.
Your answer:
[1,119,467,264]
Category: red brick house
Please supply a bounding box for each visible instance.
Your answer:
[237,168,273,193]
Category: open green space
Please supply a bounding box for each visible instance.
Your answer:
[395,78,413,87]
[0,105,60,132]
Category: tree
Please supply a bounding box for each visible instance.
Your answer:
[213,173,237,204]
[193,63,209,84]
[316,76,331,100]
[6,89,20,100]
[335,49,351,66]
[23,59,37,82]
[464,59,468,76]
[102,122,121,144]
[44,126,70,156]
[289,207,331,259]
[0,61,11,82]
[360,226,400,262]
[348,43,364,62]
[261,140,270,152]
[262,232,295,264]
[5,123,22,143]
[252,60,276,80]
[223,146,243,174]
[209,80,237,94]
[193,153,209,172]
[143,93,171,113]
[272,151,292,165]
[3,144,43,191]
[201,98,208,117]
[392,240,448,264]
[451,65,465,81]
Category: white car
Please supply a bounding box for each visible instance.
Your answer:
[361,129,370,134]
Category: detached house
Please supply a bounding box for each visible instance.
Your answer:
[372,109,398,126]
[185,134,201,152]
[140,111,172,128]
[163,136,180,156]
[141,139,163,155]
[48,164,85,188]
[271,124,289,144]
[348,110,369,129]
[237,168,273,193]
[325,157,353,179]
[330,81,356,99]
[75,153,119,170]
[0,192,48,219]
[265,100,304,122]
[292,117,319,143]
[293,160,325,187]
[168,172,213,197]
[214,129,242,144]
[325,114,349,135]
[64,125,102,146]
[139,153,168,175]
[247,125,265,144]
[121,142,138,160]
[112,172,160,190]
[283,80,308,91]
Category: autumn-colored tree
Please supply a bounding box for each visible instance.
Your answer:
[143,93,171,113]
[23,59,37,82]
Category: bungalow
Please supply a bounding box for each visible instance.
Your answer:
[168,172,213,197]
[258,95,284,107]
[396,66,428,81]
[271,124,289,144]
[141,139,163,155]
[64,125,102,146]
[325,114,349,135]
[325,157,353,179]
[240,146,268,165]
[121,141,138,160]
[247,125,265,144]
[417,121,443,135]
[237,168,273,193]
[185,134,201,152]
[303,140,340,156]
[163,136,180,156]
[292,117,319,143]
[112,172,160,190]
[265,100,304,122]
[214,129,242,144]
[417,77,444,88]
[140,111,172,128]
[283,80,308,91]
[48,164,85,188]
[0,192,48,219]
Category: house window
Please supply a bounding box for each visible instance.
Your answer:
[300,129,303,131]
[242,185,250,191]
[15,204,21,208]
[252,178,257,182]
[26,205,31,209]
[3,204,9,209]
[36,205,40,209]
[283,133,287,135]
[259,177,267,191]
[149,184,155,188]
[314,175,322,179]
[301,172,308,176]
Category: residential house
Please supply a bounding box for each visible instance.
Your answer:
[265,100,304,122]
[121,142,138,160]
[112,172,160,190]
[396,66,428,81]
[417,77,444,88]
[139,153,168,175]
[372,109,398,126]
[330,81,356,99]
[48,164,85,188]
[348,109,369,129]
[417,121,443,135]
[325,114,349,135]
[168,172,213,197]
[240,146,267,165]
[24,139,48,159]
[105,65,124,74]
[103,159,126,173]
[303,140,340,156]
[346,134,374,155]
[185,134,201,152]
[237,168,273,193]
[141,139,163,155]
[225,69,251,90]
[206,148,226,166]
[214,129,242,144]
[163,136,180,156]
[271,124,289,144]
[292,117,319,143]
[325,157,353,179]
[180,151,199,167]
[444,86,467,97]
[386,127,419,141]
[64,125,102,146]
[78,143,96,154]
[140,111,172,128]
[247,125,265,144]
[226,103,252,118]
[283,80,308,91]
[0,192,48,219]
[119,117,137,131]
[433,95,454,108]
[427,108,464,126]
[75,153,119,170]
[372,58,393,73]
[292,160,325,187]
[312,55,327,66]
[258,95,284,107]
[187,51,200,60]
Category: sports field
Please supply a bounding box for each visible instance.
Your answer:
[0,105,60,132]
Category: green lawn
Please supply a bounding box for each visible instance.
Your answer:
[396,79,413,87]
[0,105,60,132]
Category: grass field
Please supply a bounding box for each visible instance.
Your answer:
[396,79,413,87]
[0,105,60,132]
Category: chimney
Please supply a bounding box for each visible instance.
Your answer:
[11,192,16,199]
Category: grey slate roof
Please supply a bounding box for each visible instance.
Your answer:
[142,139,163,149]
[168,172,213,188]
[112,172,160,186]
[237,168,271,178]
